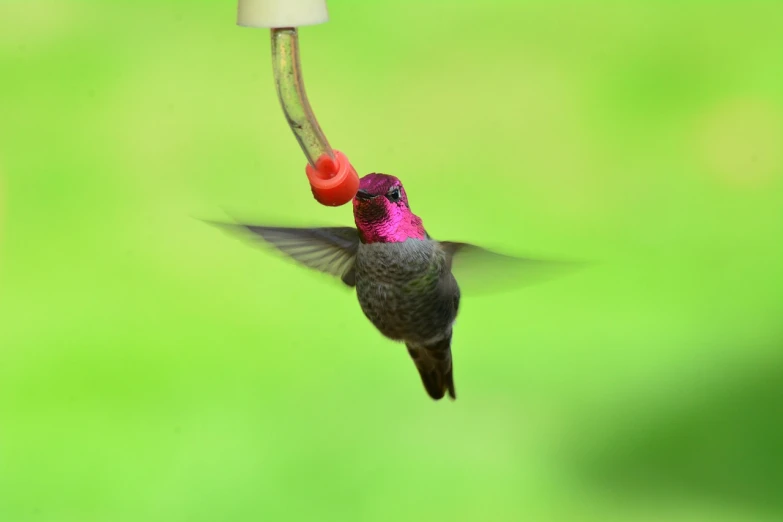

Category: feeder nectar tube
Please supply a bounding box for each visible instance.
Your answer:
[271,28,331,167]
[238,0,359,207]
[270,28,359,206]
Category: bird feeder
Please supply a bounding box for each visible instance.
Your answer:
[237,0,360,207]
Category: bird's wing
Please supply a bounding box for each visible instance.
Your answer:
[440,241,584,295]
[209,222,361,287]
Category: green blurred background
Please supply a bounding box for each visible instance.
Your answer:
[2,1,782,521]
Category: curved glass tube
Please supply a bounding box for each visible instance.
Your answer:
[270,27,334,167]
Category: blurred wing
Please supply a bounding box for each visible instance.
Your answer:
[440,241,584,295]
[210,222,361,287]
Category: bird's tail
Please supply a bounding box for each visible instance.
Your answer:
[405,335,456,401]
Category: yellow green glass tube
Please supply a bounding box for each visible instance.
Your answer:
[270,27,334,167]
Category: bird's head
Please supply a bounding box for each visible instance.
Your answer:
[352,173,425,243]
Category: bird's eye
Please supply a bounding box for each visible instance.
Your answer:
[387,188,401,202]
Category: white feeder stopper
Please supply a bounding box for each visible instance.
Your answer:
[237,0,329,28]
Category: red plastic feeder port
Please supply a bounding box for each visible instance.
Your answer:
[304,150,360,206]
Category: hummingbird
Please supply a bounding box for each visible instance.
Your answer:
[210,173,565,401]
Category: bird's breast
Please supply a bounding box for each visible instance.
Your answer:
[354,239,439,283]
[353,239,457,343]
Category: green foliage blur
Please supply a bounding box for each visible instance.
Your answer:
[1,1,782,521]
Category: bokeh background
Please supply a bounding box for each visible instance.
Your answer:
[2,1,783,521]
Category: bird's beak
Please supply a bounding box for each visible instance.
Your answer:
[355,189,376,201]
